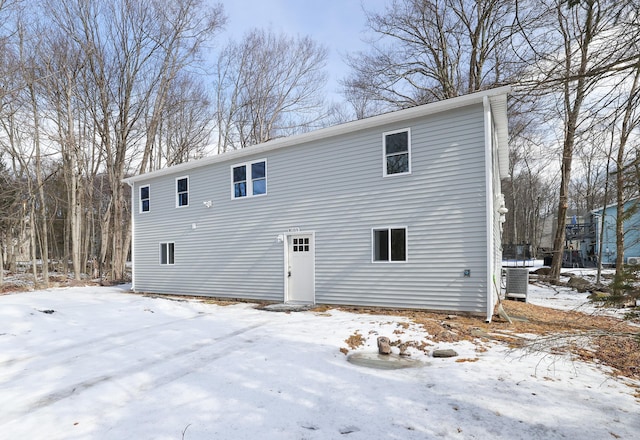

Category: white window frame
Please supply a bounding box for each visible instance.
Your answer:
[139,184,150,213]
[230,158,267,199]
[176,176,189,208]
[371,226,408,263]
[382,128,412,177]
[159,242,175,265]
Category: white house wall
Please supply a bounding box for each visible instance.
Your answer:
[131,104,491,313]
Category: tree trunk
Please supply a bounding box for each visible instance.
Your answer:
[596,137,613,285]
[0,239,4,288]
[29,204,38,285]
[29,82,49,287]
[614,59,640,274]
[548,2,596,282]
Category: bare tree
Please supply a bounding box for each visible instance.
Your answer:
[43,0,225,280]
[36,29,87,280]
[504,120,557,253]
[137,0,225,173]
[612,58,640,271]
[519,0,637,281]
[569,129,610,217]
[213,28,328,152]
[153,73,213,169]
[0,156,18,287]
[343,0,522,115]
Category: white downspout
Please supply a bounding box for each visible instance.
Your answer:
[127,181,135,291]
[483,96,495,322]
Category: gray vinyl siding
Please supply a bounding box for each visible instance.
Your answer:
[131,103,490,313]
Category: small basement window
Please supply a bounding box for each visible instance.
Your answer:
[140,185,150,213]
[160,242,175,265]
[383,128,411,176]
[372,227,407,262]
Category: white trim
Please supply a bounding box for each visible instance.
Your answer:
[371,226,408,263]
[283,234,290,301]
[382,127,412,177]
[175,176,189,208]
[159,241,175,265]
[483,96,495,323]
[123,86,512,185]
[139,184,150,213]
[230,158,267,199]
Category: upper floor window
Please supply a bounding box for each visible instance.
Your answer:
[176,176,189,207]
[232,159,267,198]
[140,185,150,213]
[383,128,411,176]
[372,227,407,262]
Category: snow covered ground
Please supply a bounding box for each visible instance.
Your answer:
[0,282,638,439]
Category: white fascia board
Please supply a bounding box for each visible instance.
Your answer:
[488,93,510,179]
[123,85,512,185]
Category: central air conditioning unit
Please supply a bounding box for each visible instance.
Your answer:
[505,268,529,302]
[627,257,640,265]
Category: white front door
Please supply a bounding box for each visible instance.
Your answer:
[286,233,315,304]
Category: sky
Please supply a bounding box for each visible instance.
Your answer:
[214,0,389,102]
[0,273,638,439]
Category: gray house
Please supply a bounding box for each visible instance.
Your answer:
[123,86,510,321]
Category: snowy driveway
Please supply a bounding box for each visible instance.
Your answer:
[0,285,638,439]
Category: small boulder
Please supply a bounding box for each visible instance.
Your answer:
[377,336,392,355]
[432,348,458,358]
[567,276,591,293]
[533,267,551,276]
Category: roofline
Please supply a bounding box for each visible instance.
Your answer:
[591,197,639,214]
[123,85,512,184]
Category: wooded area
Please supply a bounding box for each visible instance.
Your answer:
[1,0,639,287]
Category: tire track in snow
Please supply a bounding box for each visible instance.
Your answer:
[0,312,210,368]
[0,321,267,426]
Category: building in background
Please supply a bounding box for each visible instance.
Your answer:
[592,200,640,267]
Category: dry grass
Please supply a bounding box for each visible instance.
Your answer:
[345,331,365,349]
[332,300,640,381]
[1,273,100,294]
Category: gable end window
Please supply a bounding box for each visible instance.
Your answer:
[372,227,407,262]
[160,242,175,265]
[176,176,189,207]
[140,185,150,213]
[232,159,267,198]
[383,128,411,176]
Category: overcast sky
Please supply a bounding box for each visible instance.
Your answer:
[215,0,389,102]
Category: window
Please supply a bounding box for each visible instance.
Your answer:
[160,242,175,265]
[292,237,310,252]
[233,166,246,198]
[372,227,407,262]
[176,177,188,207]
[232,159,267,198]
[251,161,266,195]
[383,128,411,176]
[140,185,150,213]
